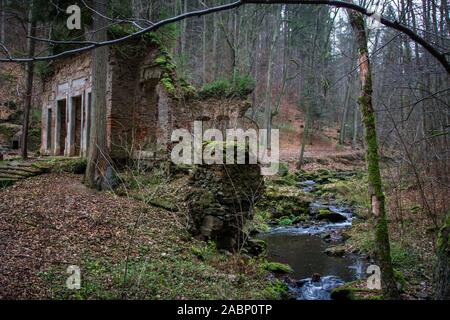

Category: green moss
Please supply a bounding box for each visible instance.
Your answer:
[390,242,418,268]
[278,216,294,226]
[145,196,178,212]
[44,157,87,174]
[199,74,254,99]
[263,279,289,300]
[330,286,356,300]
[160,74,175,94]
[251,208,271,233]
[154,55,176,72]
[330,280,383,300]
[262,261,293,274]
[278,162,289,177]
[272,174,297,186]
[436,214,450,252]
[393,269,407,293]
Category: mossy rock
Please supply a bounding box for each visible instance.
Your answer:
[146,197,179,212]
[263,261,293,274]
[259,185,311,219]
[330,280,383,300]
[330,287,356,300]
[316,208,346,222]
[277,216,294,226]
[277,215,306,226]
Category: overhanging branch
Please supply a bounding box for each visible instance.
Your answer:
[0,0,448,74]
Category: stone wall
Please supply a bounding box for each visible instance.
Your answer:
[40,52,92,156]
[186,161,264,251]
[40,46,254,163]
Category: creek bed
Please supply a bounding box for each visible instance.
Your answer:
[259,179,366,300]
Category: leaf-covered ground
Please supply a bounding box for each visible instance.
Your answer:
[0,173,276,299]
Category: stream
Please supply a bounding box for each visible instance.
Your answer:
[259,180,366,300]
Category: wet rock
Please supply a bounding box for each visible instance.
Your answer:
[330,287,355,300]
[321,233,331,241]
[316,208,347,222]
[311,273,321,282]
[324,245,346,257]
[257,185,311,219]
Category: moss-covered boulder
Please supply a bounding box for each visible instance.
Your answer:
[263,261,293,274]
[330,280,383,300]
[258,185,311,219]
[316,208,347,222]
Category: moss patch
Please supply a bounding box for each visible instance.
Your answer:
[262,261,293,274]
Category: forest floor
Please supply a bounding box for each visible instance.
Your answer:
[0,155,440,300]
[0,172,280,300]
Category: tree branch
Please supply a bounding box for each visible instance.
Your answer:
[0,0,448,74]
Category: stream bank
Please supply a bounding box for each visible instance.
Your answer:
[255,169,370,300]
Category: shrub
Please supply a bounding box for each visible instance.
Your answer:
[199,74,255,99]
[199,78,230,98]
[264,279,289,299]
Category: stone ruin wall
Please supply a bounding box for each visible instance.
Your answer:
[40,52,93,156]
[40,47,255,163]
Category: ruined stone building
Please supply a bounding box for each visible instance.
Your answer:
[40,43,253,162]
[38,40,259,252]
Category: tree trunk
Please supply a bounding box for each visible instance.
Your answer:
[435,214,450,300]
[0,0,5,44]
[202,15,207,85]
[339,75,351,145]
[21,1,36,159]
[84,0,111,190]
[263,8,280,147]
[298,104,311,168]
[347,10,399,300]
[352,99,359,148]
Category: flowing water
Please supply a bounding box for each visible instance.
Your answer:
[260,180,366,300]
